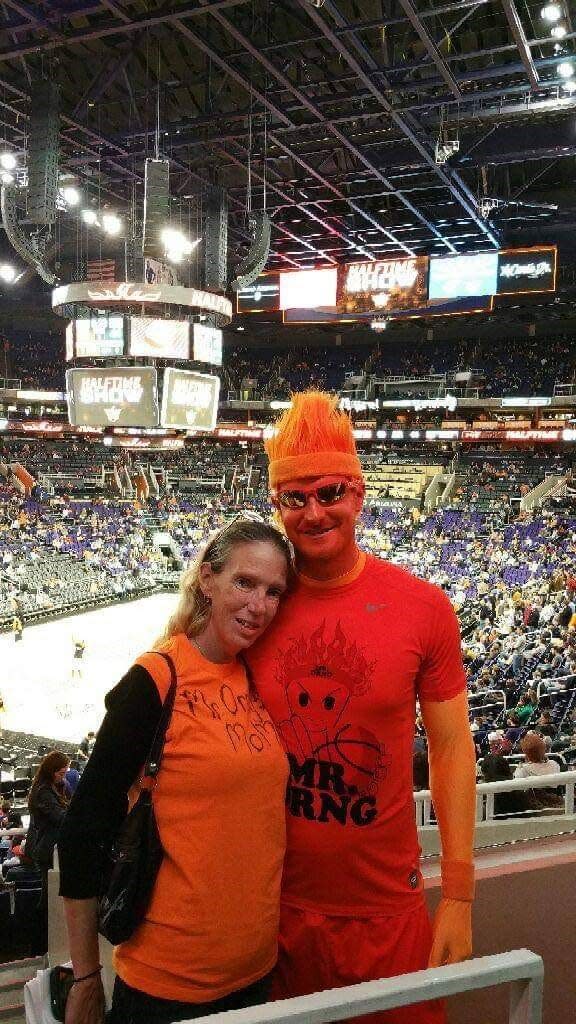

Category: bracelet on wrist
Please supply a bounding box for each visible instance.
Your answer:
[73,966,102,984]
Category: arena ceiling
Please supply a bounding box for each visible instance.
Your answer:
[0,0,576,273]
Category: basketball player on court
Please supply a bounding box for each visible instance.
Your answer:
[247,391,476,1024]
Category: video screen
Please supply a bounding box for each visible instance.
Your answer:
[75,316,124,357]
[236,273,280,313]
[66,367,159,427]
[497,248,556,294]
[192,324,223,366]
[428,252,498,300]
[65,323,74,362]
[337,258,428,314]
[161,368,220,431]
[129,317,190,359]
[280,268,337,310]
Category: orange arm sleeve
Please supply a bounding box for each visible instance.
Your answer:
[420,690,477,966]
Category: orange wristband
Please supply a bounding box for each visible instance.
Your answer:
[441,859,475,902]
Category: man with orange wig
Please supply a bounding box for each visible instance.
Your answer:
[247,391,476,1024]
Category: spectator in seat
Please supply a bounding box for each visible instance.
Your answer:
[479,755,530,818]
[536,711,557,740]
[514,733,563,810]
[76,731,96,767]
[512,692,536,726]
[28,750,70,952]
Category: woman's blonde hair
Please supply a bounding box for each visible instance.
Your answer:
[157,518,291,645]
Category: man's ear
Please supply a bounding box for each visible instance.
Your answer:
[353,479,366,516]
[198,562,213,599]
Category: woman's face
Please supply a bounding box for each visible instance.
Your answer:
[54,764,69,785]
[198,540,288,662]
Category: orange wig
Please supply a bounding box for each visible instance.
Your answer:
[266,390,363,489]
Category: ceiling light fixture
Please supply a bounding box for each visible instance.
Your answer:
[61,186,81,206]
[0,152,16,171]
[160,226,200,260]
[102,212,122,235]
[0,264,17,283]
[541,3,562,21]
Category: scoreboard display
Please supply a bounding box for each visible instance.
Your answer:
[160,368,220,431]
[74,316,124,357]
[129,317,190,359]
[192,323,223,366]
[66,367,159,427]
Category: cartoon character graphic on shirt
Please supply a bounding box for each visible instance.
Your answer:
[276,621,388,826]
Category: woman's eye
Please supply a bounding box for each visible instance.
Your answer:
[236,577,251,588]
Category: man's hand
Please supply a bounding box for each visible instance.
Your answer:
[428,898,472,968]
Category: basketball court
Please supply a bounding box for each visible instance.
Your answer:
[0,593,177,744]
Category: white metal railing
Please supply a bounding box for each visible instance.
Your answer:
[183,950,543,1024]
[415,770,576,826]
[470,687,507,716]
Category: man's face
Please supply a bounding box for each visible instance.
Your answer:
[274,474,364,577]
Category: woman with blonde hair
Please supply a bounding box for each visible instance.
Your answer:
[59,518,291,1024]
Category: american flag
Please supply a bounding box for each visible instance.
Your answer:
[86,259,116,282]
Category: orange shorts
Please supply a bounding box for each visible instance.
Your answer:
[272,902,446,1024]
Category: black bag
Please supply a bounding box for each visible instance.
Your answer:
[98,653,177,945]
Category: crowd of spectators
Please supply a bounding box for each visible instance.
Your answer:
[2,437,576,781]
[6,329,576,398]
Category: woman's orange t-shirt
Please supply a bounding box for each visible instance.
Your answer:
[114,633,288,1002]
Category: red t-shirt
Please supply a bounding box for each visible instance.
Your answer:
[247,553,466,917]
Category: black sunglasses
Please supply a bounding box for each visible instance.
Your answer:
[275,481,350,511]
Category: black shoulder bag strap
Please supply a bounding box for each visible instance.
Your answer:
[142,652,177,781]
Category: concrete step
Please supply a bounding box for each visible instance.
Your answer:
[0,957,46,1024]
[0,1002,24,1023]
[0,981,22,1010]
[0,957,45,984]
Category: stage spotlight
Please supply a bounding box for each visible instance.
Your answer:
[62,186,81,206]
[558,60,575,77]
[0,151,16,171]
[0,264,17,283]
[0,171,14,184]
[102,212,122,235]
[562,78,576,92]
[82,209,98,225]
[541,3,562,21]
[551,23,567,37]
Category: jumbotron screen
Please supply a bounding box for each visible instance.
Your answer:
[74,316,124,357]
[160,368,220,431]
[66,367,159,427]
[428,252,498,300]
[129,317,190,359]
[192,324,223,366]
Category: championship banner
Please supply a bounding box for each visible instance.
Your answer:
[160,369,220,431]
[336,258,428,314]
[66,367,159,428]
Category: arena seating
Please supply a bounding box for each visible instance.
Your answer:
[8,330,576,398]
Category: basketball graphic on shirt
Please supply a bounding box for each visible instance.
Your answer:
[276,621,385,801]
[314,724,387,796]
